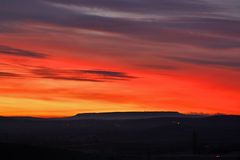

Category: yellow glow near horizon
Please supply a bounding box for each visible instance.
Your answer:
[0,96,138,117]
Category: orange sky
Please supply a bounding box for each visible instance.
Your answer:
[0,0,240,117]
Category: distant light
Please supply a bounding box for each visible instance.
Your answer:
[216,154,221,158]
[171,121,181,125]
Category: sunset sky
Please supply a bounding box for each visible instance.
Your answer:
[0,0,240,117]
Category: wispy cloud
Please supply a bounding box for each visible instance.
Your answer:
[46,0,217,14]
[0,0,239,48]
[0,45,47,58]
[166,56,240,68]
[31,68,135,82]
[78,70,136,79]
[49,3,162,22]
[0,71,20,77]
[139,64,179,70]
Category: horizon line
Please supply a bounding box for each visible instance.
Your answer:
[0,111,237,119]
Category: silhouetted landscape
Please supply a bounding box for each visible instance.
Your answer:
[1,0,240,159]
[0,112,240,159]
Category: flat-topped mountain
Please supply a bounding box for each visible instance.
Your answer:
[70,111,190,120]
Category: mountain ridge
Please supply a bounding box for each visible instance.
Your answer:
[70,111,205,120]
[1,111,238,120]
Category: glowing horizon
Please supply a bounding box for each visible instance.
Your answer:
[0,0,240,117]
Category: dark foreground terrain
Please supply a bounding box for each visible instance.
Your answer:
[0,112,240,160]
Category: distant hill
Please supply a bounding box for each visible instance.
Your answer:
[0,112,208,121]
[69,111,191,120]
[0,112,239,159]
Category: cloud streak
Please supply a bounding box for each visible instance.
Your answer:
[46,0,217,14]
[0,71,20,77]
[78,70,135,79]
[0,45,47,58]
[31,68,135,82]
[166,56,240,68]
[0,0,239,49]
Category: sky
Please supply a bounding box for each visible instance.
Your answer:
[0,0,240,117]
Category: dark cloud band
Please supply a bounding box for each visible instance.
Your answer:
[166,56,240,68]
[31,68,135,82]
[0,45,47,59]
[0,71,20,77]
